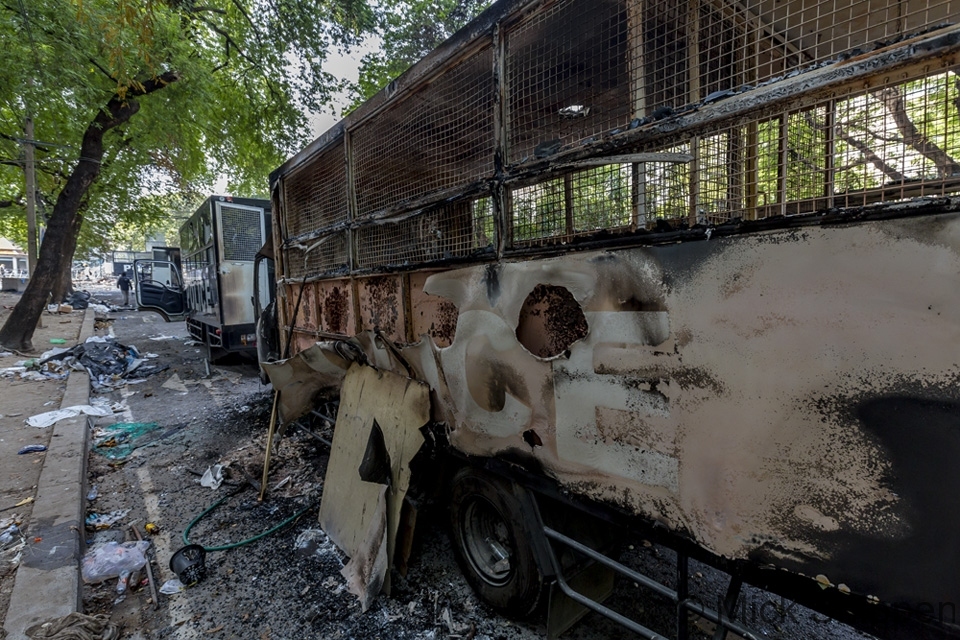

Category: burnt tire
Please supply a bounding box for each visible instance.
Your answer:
[449,467,545,618]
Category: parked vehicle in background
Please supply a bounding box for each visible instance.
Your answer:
[136,195,271,363]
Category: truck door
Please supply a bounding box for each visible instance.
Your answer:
[134,259,187,321]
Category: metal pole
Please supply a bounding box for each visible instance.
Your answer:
[24,117,37,276]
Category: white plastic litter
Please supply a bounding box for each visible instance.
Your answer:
[81,540,150,584]
[25,404,114,428]
[159,578,185,594]
[200,464,224,489]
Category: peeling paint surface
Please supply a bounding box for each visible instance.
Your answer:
[272,212,960,608]
[416,213,960,606]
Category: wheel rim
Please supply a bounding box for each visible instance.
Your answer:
[460,496,514,587]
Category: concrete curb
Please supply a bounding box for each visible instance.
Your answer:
[3,308,94,640]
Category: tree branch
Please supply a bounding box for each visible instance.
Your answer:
[874,86,960,178]
[835,124,906,183]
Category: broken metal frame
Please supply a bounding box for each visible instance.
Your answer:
[500,460,763,640]
[540,523,758,640]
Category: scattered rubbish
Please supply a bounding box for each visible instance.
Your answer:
[148,335,177,341]
[169,544,207,586]
[131,523,161,611]
[49,338,67,344]
[92,422,160,460]
[81,540,150,584]
[0,524,21,550]
[39,337,169,390]
[145,522,160,535]
[17,445,47,454]
[199,464,224,490]
[85,509,130,530]
[159,578,185,594]
[0,496,33,513]
[87,485,99,501]
[63,290,91,310]
[117,570,132,594]
[24,612,119,640]
[161,373,189,393]
[0,351,12,357]
[294,529,339,558]
[26,404,113,428]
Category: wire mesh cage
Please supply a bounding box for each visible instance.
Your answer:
[284,142,348,240]
[219,206,264,261]
[278,0,960,275]
[356,198,496,270]
[283,232,349,280]
[352,46,496,219]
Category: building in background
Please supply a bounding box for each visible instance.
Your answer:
[0,237,27,277]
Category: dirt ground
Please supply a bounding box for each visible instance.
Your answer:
[0,290,87,625]
[2,282,875,640]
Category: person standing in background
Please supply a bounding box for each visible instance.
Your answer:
[117,271,131,306]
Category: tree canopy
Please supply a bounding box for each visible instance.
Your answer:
[346,0,489,111]
[0,0,375,350]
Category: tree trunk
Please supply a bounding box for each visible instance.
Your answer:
[0,71,178,352]
[51,212,82,301]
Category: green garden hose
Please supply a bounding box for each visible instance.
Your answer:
[182,486,315,552]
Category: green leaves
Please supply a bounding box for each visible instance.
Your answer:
[0,0,376,257]
[345,0,490,111]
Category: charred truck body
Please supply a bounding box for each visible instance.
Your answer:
[137,195,271,362]
[263,1,960,638]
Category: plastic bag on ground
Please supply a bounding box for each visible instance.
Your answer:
[159,578,185,595]
[81,540,150,584]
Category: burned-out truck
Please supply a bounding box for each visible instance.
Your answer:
[262,0,960,637]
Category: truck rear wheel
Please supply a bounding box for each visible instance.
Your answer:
[449,467,545,618]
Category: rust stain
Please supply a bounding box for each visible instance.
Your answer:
[359,275,403,341]
[324,286,349,334]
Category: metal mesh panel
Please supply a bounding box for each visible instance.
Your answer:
[506,0,631,164]
[284,143,348,238]
[219,206,263,261]
[628,0,958,114]
[279,0,960,272]
[510,164,636,245]
[834,76,960,208]
[637,146,692,225]
[284,232,349,279]
[352,47,495,218]
[697,130,744,224]
[355,198,496,269]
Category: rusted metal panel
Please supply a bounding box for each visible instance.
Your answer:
[356,275,406,342]
[408,271,459,347]
[315,279,355,336]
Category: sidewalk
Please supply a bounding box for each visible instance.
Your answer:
[1,303,94,639]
